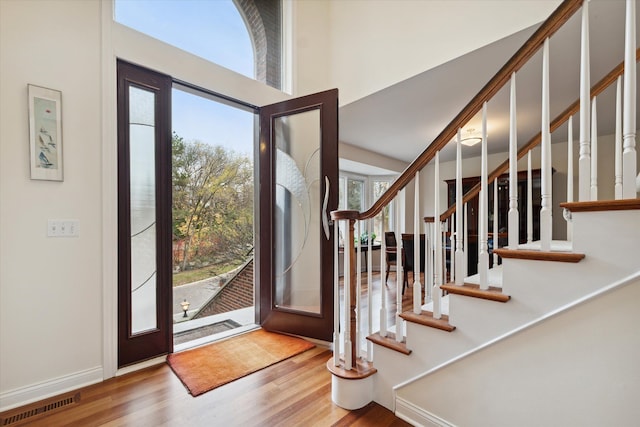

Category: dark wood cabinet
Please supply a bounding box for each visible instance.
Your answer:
[444,169,543,275]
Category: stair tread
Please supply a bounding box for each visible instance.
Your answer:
[400,310,456,332]
[560,199,640,212]
[366,332,412,355]
[441,283,511,303]
[494,247,585,263]
[326,356,377,379]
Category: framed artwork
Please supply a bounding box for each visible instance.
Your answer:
[28,84,63,181]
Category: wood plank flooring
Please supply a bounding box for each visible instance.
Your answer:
[1,271,418,426]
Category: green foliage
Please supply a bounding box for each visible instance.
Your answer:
[172,132,253,272]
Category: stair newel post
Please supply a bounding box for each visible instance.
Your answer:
[508,72,519,249]
[379,210,388,338]
[478,102,489,290]
[615,76,623,199]
[566,115,574,241]
[355,219,362,362]
[579,0,591,202]
[527,151,533,243]
[333,220,340,367]
[433,151,443,319]
[395,189,405,343]
[366,218,373,362]
[413,171,422,314]
[590,97,598,200]
[540,37,553,252]
[623,0,637,198]
[455,129,465,285]
[493,179,499,266]
[344,218,356,370]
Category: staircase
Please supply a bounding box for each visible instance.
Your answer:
[327,0,640,424]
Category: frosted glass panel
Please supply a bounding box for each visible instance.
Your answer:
[274,109,321,314]
[129,86,157,334]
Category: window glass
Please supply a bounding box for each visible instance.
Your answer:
[115,0,254,79]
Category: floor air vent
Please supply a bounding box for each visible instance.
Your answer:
[0,392,80,426]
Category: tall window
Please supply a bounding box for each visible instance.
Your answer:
[114,0,282,89]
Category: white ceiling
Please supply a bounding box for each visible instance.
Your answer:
[339,0,637,164]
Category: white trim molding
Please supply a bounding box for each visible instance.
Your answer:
[395,396,457,427]
[0,367,103,412]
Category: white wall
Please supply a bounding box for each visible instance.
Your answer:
[0,0,104,407]
[327,0,562,106]
[397,278,640,426]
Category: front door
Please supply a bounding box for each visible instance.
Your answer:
[257,89,338,342]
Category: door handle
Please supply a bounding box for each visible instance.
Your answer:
[322,176,331,240]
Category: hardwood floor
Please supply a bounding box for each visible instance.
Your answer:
[1,271,417,426]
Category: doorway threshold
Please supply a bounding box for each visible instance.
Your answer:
[173,307,257,352]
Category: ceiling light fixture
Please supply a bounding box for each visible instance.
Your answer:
[460,128,482,147]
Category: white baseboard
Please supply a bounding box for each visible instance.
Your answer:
[395,396,456,427]
[0,366,103,412]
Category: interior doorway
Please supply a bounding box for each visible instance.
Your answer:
[170,84,258,351]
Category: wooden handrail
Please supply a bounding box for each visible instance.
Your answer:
[331,0,584,222]
[439,47,640,222]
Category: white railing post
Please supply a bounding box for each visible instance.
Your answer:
[395,190,405,343]
[540,38,553,252]
[527,151,533,244]
[615,76,623,199]
[478,102,489,289]
[579,0,591,201]
[590,97,598,200]
[413,172,422,314]
[333,220,340,367]
[623,0,637,198]
[433,152,442,319]
[366,218,373,361]
[425,219,433,304]
[566,116,574,241]
[463,202,468,278]
[379,212,387,338]
[508,73,519,249]
[450,214,455,284]
[455,129,465,285]
[343,220,352,370]
[355,220,362,361]
[493,179,499,267]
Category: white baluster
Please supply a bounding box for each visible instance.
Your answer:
[380,211,387,338]
[527,151,533,244]
[442,218,448,283]
[356,219,362,361]
[493,179,499,267]
[478,102,489,290]
[344,221,352,370]
[450,214,455,284]
[508,73,519,249]
[367,218,373,362]
[333,221,340,367]
[615,76,623,199]
[433,152,442,319]
[590,97,598,200]
[566,116,574,241]
[579,0,591,201]
[396,190,405,343]
[623,0,637,198]
[540,38,552,252]
[413,171,422,314]
[464,202,468,278]
[425,220,433,303]
[455,129,465,285]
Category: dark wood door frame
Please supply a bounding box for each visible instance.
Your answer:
[257,89,338,342]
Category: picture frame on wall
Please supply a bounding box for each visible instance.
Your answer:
[28,84,63,181]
